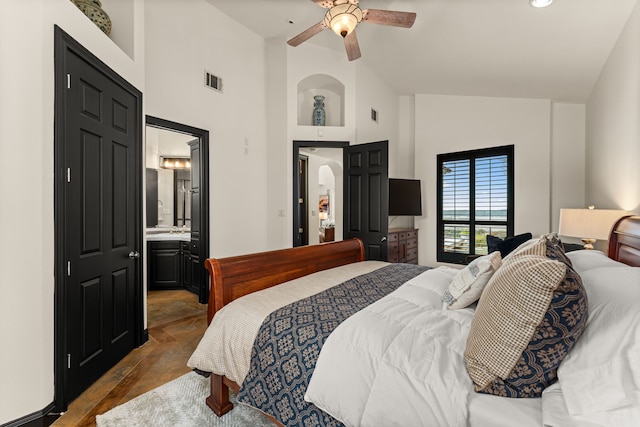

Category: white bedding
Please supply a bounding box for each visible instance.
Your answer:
[305,267,471,426]
[187,261,389,384]
[189,249,638,427]
[304,266,542,427]
[541,251,640,427]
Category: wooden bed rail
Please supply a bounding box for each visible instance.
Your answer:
[204,239,365,324]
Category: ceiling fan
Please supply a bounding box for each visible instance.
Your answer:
[287,0,417,61]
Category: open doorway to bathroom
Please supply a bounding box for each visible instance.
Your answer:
[145,116,210,304]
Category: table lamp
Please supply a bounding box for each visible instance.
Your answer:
[558,207,628,249]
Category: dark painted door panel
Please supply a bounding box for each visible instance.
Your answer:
[344,141,389,260]
[63,46,140,402]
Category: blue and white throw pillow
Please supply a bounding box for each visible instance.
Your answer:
[442,251,502,310]
[465,236,588,398]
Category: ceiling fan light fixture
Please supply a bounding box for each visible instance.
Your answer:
[324,4,363,38]
[529,0,553,8]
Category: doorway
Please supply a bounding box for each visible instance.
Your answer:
[293,141,349,247]
[145,116,210,304]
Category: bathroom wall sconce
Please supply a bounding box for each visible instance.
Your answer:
[160,156,191,170]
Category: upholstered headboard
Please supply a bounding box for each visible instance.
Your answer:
[608,215,640,267]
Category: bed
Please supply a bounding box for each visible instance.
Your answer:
[188,215,640,426]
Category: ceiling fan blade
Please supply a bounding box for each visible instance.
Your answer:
[344,31,361,61]
[311,0,335,8]
[362,9,417,28]
[287,22,326,47]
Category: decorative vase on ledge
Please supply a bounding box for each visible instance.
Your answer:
[312,95,326,126]
[71,0,112,36]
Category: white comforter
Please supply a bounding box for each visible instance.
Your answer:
[305,266,473,427]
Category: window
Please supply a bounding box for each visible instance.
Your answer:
[437,145,514,264]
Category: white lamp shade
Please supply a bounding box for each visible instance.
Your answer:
[558,209,628,240]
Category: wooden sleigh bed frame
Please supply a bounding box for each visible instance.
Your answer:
[202,216,640,420]
[203,238,365,417]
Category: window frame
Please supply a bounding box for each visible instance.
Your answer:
[437,145,515,264]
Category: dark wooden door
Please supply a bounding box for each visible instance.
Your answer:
[189,140,203,300]
[294,155,309,247]
[55,27,142,407]
[344,141,389,260]
[146,168,158,227]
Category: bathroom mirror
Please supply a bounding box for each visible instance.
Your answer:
[145,126,195,228]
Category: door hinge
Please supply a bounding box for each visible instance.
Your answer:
[67,261,71,277]
[67,74,71,89]
[67,354,71,369]
[67,168,71,183]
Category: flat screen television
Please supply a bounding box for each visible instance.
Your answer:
[389,179,422,216]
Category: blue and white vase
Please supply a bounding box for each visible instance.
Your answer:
[312,95,326,126]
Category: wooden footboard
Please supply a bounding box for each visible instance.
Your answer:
[202,239,365,417]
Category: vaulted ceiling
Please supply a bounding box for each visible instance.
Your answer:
[207,0,637,102]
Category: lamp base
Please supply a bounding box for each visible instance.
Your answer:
[581,238,596,250]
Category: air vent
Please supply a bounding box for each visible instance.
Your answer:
[204,70,222,93]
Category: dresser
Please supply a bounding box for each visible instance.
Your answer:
[388,228,418,264]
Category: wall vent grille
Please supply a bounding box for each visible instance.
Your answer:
[205,71,222,93]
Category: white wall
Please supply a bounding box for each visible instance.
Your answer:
[276,41,403,248]
[550,103,586,232]
[0,0,145,423]
[586,1,640,214]
[144,0,269,257]
[413,95,554,266]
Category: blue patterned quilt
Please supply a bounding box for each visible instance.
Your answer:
[237,263,429,427]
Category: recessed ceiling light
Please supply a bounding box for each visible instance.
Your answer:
[529,0,553,7]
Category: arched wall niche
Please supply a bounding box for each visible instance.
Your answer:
[297,74,345,127]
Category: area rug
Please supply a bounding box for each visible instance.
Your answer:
[96,371,273,426]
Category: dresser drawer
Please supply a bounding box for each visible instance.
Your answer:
[387,228,418,264]
[406,238,417,250]
[387,241,399,262]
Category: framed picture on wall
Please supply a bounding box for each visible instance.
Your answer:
[319,194,329,213]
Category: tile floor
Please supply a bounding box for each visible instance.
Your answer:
[52,290,207,426]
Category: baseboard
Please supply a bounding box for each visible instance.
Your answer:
[0,403,58,427]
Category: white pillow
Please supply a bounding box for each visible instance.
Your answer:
[557,266,640,425]
[442,251,502,310]
[566,249,627,274]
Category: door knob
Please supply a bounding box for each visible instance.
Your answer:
[128,251,140,259]
[381,236,387,242]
